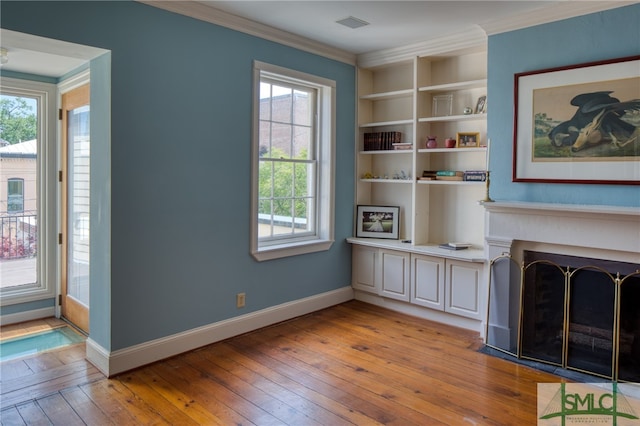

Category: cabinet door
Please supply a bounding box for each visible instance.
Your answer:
[352,245,378,293]
[411,254,445,310]
[445,260,482,320]
[379,249,410,301]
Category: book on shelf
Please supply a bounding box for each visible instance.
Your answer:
[435,175,463,181]
[438,242,472,250]
[392,142,412,150]
[436,170,464,177]
[363,131,402,151]
[463,170,487,181]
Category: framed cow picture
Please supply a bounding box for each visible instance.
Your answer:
[513,55,640,185]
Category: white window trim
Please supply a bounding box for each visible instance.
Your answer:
[250,61,335,261]
[0,78,57,305]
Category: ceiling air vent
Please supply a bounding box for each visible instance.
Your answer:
[336,16,370,29]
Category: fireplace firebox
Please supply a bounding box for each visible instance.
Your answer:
[487,251,640,381]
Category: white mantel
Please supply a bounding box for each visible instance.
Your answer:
[482,201,640,351]
[483,201,640,262]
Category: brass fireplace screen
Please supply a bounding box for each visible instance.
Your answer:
[485,253,640,382]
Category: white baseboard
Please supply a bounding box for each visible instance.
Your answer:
[354,290,483,336]
[86,286,354,377]
[0,307,56,326]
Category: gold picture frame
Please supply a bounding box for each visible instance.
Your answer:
[456,132,480,148]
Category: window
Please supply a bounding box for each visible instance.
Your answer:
[251,62,335,261]
[1,78,56,304]
[7,178,24,212]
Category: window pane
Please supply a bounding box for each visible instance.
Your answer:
[271,122,292,158]
[258,161,273,201]
[67,104,90,307]
[293,163,311,198]
[272,199,294,237]
[272,161,293,199]
[0,95,38,288]
[258,120,272,157]
[293,90,311,126]
[259,82,271,121]
[293,198,310,233]
[293,125,311,159]
[271,85,292,124]
[7,179,24,212]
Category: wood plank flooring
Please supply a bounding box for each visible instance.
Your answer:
[1,301,565,425]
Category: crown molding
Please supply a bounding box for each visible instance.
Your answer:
[480,1,638,36]
[138,1,634,69]
[137,1,356,65]
[357,26,488,69]
[356,1,636,68]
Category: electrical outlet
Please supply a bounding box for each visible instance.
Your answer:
[236,292,246,308]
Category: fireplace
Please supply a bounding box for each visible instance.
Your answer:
[483,202,640,381]
[517,251,640,380]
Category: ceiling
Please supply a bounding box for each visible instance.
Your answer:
[192,1,631,56]
[195,0,555,55]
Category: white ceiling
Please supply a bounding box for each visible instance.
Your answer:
[193,1,632,55]
[0,29,107,78]
[196,0,554,55]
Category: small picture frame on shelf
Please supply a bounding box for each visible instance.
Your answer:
[356,205,400,239]
[475,95,487,114]
[456,132,481,148]
[433,94,453,117]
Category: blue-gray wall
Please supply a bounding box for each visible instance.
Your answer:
[3,2,638,352]
[1,1,356,351]
[488,4,640,206]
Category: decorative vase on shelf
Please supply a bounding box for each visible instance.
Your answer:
[463,106,473,115]
[445,138,456,148]
[426,136,437,149]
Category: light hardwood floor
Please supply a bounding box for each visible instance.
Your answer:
[1,301,565,425]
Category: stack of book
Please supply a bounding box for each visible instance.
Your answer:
[392,142,413,150]
[363,131,402,151]
[463,170,487,181]
[418,170,437,180]
[435,171,463,181]
[438,242,472,251]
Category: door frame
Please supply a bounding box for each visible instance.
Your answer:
[58,70,91,333]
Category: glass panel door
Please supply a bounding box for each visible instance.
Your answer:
[61,84,90,333]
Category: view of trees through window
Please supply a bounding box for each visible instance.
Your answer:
[0,94,38,287]
[1,97,37,143]
[258,79,316,239]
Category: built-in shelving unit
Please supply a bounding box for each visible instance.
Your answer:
[350,43,489,333]
[355,47,488,248]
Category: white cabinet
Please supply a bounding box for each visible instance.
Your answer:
[352,244,378,294]
[379,249,410,301]
[351,244,484,322]
[411,254,445,310]
[445,259,482,320]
